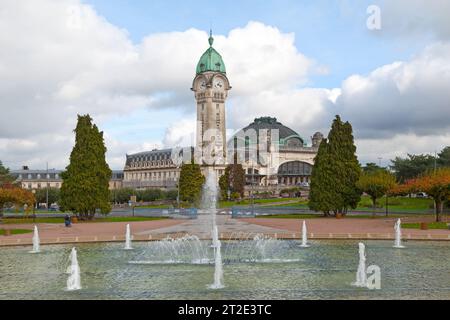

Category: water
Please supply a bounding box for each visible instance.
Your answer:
[301,221,310,248]
[394,219,405,249]
[66,248,81,291]
[129,235,209,264]
[202,168,224,289]
[1,240,449,300]
[124,224,133,250]
[29,226,40,254]
[352,243,368,288]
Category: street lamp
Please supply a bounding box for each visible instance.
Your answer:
[31,189,36,223]
[251,159,255,215]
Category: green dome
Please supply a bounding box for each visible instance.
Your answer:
[196,33,226,74]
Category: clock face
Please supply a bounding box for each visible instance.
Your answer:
[214,79,224,89]
[199,80,207,91]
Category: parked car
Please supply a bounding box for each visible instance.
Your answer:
[49,204,60,211]
[297,182,310,188]
[413,192,428,198]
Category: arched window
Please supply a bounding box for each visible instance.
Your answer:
[278,161,313,176]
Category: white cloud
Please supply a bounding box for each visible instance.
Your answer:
[162,118,196,148]
[336,42,450,139]
[1,0,449,171]
[380,0,450,40]
[356,133,450,166]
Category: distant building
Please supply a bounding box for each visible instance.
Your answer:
[10,167,124,191]
[230,117,322,187]
[123,148,193,190]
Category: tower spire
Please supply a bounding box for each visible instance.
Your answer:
[208,29,214,47]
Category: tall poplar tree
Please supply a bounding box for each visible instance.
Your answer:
[60,115,112,219]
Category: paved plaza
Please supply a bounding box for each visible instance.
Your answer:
[1,214,449,246]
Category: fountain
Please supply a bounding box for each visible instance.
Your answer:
[129,235,209,264]
[393,219,405,248]
[29,225,40,253]
[210,225,224,289]
[124,224,133,250]
[300,220,310,248]
[352,242,368,288]
[203,168,224,289]
[66,247,81,291]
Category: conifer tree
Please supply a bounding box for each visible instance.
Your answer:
[309,115,361,216]
[60,115,112,219]
[179,162,205,204]
[219,164,246,200]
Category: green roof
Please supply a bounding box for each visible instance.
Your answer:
[196,32,226,74]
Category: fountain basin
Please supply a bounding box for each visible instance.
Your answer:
[0,240,449,300]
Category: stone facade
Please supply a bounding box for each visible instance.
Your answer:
[11,168,124,191]
[123,149,180,190]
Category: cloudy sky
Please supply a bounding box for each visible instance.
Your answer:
[1,0,450,170]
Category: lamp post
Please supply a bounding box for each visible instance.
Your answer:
[385,192,389,217]
[46,162,49,211]
[251,160,255,215]
[32,189,36,223]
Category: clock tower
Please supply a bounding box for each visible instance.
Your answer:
[192,31,231,171]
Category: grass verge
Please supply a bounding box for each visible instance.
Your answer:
[0,216,169,224]
[402,222,449,230]
[0,229,33,235]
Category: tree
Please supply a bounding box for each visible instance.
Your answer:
[437,146,450,167]
[357,170,397,216]
[0,186,35,218]
[362,163,384,173]
[309,116,361,216]
[60,115,112,220]
[34,187,60,206]
[179,162,205,204]
[390,154,436,183]
[219,164,245,200]
[0,160,14,187]
[395,168,450,222]
[309,138,333,216]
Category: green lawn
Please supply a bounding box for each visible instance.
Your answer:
[0,228,33,235]
[1,216,168,224]
[134,205,171,209]
[403,222,449,230]
[219,197,301,208]
[256,213,422,219]
[263,196,434,212]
